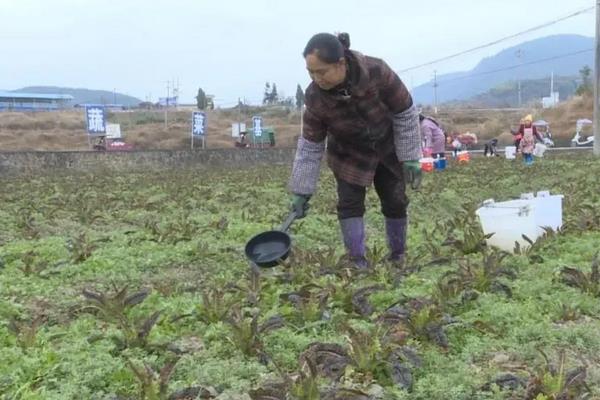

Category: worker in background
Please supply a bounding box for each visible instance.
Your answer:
[419,114,446,159]
[484,138,499,157]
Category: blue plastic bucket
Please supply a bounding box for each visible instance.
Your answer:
[434,158,447,170]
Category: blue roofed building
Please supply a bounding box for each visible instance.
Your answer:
[0,91,74,111]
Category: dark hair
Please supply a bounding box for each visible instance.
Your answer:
[303,32,350,64]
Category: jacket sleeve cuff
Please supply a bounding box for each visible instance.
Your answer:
[393,105,422,161]
[288,136,325,195]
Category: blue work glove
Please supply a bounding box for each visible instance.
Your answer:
[403,160,422,190]
[291,194,311,219]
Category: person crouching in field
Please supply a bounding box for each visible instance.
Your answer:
[484,138,499,157]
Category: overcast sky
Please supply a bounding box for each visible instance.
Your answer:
[0,0,595,106]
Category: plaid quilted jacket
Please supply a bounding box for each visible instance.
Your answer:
[289,50,421,194]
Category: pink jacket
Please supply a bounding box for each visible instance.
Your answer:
[420,118,446,154]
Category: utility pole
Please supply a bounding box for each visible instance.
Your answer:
[516,49,523,108]
[238,97,242,138]
[173,77,180,109]
[164,81,170,129]
[433,70,438,114]
[594,0,600,156]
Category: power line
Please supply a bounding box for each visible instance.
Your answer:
[435,48,593,86]
[398,6,594,73]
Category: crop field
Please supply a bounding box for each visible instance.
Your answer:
[1,156,600,399]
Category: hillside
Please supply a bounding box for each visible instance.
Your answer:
[449,75,579,108]
[10,86,143,106]
[412,34,593,105]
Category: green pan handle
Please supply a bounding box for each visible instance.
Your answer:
[279,210,297,232]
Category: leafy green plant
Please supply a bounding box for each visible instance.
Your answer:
[552,301,582,323]
[125,356,215,400]
[82,286,161,350]
[443,210,493,255]
[523,350,590,400]
[17,251,49,277]
[194,287,241,324]
[559,253,600,297]
[564,202,600,233]
[289,358,322,400]
[141,212,202,244]
[73,200,104,226]
[280,248,327,285]
[327,284,381,317]
[14,206,42,239]
[419,224,445,259]
[344,325,422,389]
[82,286,150,323]
[280,284,329,325]
[67,231,98,263]
[514,228,556,263]
[321,388,372,400]
[224,308,284,361]
[7,315,44,349]
[249,357,323,400]
[378,298,452,349]
[299,342,349,381]
[437,250,515,300]
[228,264,265,306]
[365,243,388,267]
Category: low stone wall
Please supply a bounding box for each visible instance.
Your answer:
[0,148,297,175]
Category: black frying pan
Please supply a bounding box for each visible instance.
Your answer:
[245,210,297,268]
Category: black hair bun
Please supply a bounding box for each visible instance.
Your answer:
[337,32,350,50]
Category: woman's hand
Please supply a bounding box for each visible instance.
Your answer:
[291,194,311,218]
[403,161,422,190]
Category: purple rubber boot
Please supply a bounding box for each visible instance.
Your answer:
[339,217,368,269]
[385,217,407,264]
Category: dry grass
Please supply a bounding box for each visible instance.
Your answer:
[0,108,301,151]
[541,94,593,143]
[435,109,524,145]
[435,95,593,146]
[0,96,592,151]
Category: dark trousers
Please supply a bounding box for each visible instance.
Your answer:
[484,144,497,156]
[335,163,409,219]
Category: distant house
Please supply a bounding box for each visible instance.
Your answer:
[0,91,74,111]
[74,103,126,111]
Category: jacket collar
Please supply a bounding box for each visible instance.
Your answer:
[320,50,370,101]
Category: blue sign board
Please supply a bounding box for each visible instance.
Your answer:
[192,111,207,136]
[158,96,178,107]
[85,106,106,135]
[252,116,263,137]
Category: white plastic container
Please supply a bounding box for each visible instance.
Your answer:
[504,146,517,159]
[475,191,563,252]
[533,191,563,231]
[533,143,547,158]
